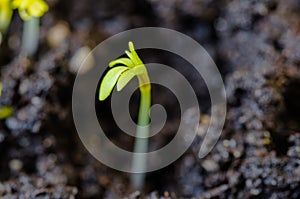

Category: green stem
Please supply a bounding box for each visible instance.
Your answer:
[22,17,39,56]
[131,68,151,189]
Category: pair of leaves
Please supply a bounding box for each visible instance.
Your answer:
[99,42,146,101]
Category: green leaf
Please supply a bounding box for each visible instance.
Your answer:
[117,69,136,91]
[0,106,13,119]
[109,57,134,68]
[99,66,128,101]
[128,41,143,65]
[116,64,147,92]
[128,41,135,52]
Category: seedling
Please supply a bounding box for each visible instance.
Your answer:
[12,0,48,55]
[0,0,48,54]
[99,41,151,189]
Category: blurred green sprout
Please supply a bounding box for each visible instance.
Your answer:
[0,0,49,55]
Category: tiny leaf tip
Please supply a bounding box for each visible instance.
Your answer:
[108,62,114,67]
[128,41,135,52]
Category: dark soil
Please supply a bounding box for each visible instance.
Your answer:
[1,0,300,198]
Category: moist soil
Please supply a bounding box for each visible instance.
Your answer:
[0,0,300,198]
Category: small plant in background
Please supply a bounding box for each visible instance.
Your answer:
[0,1,47,118]
[99,41,151,189]
[12,0,49,56]
[0,0,48,55]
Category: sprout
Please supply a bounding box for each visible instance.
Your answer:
[99,41,151,189]
[12,0,49,56]
[0,0,49,51]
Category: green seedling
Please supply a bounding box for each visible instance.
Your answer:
[99,41,151,189]
[0,83,13,119]
[0,0,48,54]
[12,0,48,55]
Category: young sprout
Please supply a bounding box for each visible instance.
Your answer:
[0,82,13,119]
[0,0,13,44]
[12,0,49,56]
[99,41,151,189]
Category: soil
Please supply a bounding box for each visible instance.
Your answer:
[0,0,300,198]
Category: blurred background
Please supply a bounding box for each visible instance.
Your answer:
[0,0,300,198]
